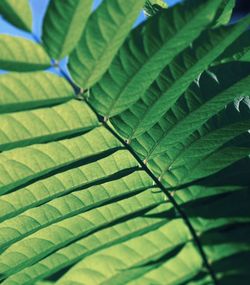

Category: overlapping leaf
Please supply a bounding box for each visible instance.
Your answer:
[214,0,236,26]
[0,35,50,71]
[42,0,92,60]
[136,94,250,187]
[0,0,32,32]
[214,30,250,64]
[88,0,224,117]
[144,0,168,17]
[130,62,250,161]
[0,72,74,113]
[69,0,145,88]
[110,18,250,139]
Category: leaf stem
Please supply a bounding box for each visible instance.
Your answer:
[103,120,218,285]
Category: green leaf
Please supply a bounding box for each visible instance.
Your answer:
[0,0,32,32]
[144,96,250,186]
[36,282,54,285]
[144,0,168,17]
[0,72,74,113]
[176,136,250,184]
[89,0,224,117]
[110,18,250,139]
[68,0,145,89]
[181,186,250,235]
[131,62,250,161]
[214,0,236,26]
[0,35,51,71]
[42,0,92,60]
[214,30,250,65]
[201,217,250,259]
[175,184,245,206]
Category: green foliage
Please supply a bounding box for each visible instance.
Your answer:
[0,0,249,284]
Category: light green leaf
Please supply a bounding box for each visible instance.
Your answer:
[0,72,74,113]
[0,190,165,277]
[89,0,224,117]
[3,205,169,285]
[42,0,92,60]
[0,0,32,32]
[0,126,120,195]
[36,281,55,285]
[0,100,98,151]
[36,282,55,285]
[0,171,153,250]
[68,0,145,89]
[55,220,190,285]
[127,243,202,285]
[0,150,139,222]
[0,35,51,71]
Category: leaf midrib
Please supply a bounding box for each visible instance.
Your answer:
[102,121,218,285]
